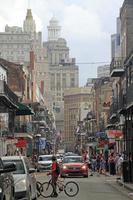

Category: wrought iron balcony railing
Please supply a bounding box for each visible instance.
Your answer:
[118,91,126,111]
[0,80,18,108]
[110,58,125,77]
[126,83,133,108]
[110,101,118,119]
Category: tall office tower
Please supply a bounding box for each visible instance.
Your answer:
[97,65,110,78]
[47,16,61,41]
[0,9,51,108]
[111,17,121,59]
[43,17,79,133]
[23,9,36,33]
[0,24,31,64]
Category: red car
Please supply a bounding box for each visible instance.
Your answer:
[60,156,88,178]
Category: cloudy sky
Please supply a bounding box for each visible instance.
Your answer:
[0,0,124,86]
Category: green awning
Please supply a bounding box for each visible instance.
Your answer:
[16,103,34,116]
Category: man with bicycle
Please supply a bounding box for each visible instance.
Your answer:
[48,155,59,197]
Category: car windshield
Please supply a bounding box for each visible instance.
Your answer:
[63,157,83,163]
[3,160,25,174]
[39,156,52,161]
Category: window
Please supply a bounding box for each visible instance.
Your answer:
[3,159,25,174]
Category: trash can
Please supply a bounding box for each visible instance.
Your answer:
[129,161,133,183]
[122,160,130,182]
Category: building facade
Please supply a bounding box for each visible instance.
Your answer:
[110,0,133,182]
[97,65,110,78]
[64,87,93,151]
[44,17,79,133]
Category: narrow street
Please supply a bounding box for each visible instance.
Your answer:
[36,173,131,200]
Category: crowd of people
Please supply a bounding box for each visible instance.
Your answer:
[82,151,124,178]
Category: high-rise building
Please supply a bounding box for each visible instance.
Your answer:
[111,17,121,59]
[23,9,36,33]
[47,16,61,41]
[97,65,110,78]
[0,25,31,64]
[0,9,51,108]
[44,17,79,133]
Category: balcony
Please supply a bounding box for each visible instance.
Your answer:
[110,58,125,77]
[126,83,133,109]
[110,101,118,120]
[14,122,33,134]
[118,92,127,114]
[0,80,18,110]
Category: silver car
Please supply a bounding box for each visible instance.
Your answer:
[2,156,37,200]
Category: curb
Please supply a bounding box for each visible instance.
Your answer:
[103,173,133,199]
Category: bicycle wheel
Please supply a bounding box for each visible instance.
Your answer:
[36,181,42,197]
[40,182,54,198]
[64,181,79,197]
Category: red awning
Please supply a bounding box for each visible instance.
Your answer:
[15,138,27,148]
[107,130,123,138]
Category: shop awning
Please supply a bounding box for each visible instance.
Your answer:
[15,138,27,148]
[106,129,123,138]
[16,103,34,116]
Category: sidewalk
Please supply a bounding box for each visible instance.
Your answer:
[104,172,133,193]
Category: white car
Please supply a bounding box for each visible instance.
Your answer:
[56,154,62,163]
[2,156,37,200]
[37,155,52,172]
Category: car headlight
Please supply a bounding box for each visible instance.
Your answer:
[0,187,2,193]
[81,165,87,170]
[15,179,27,191]
[63,165,67,169]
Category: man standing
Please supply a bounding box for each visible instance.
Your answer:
[50,155,59,197]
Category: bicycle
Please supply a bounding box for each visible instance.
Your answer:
[36,175,79,198]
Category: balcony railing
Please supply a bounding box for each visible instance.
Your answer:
[127,83,133,108]
[0,80,18,108]
[118,92,126,111]
[14,122,33,133]
[110,101,118,119]
[110,58,125,77]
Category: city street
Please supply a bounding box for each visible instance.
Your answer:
[36,173,131,200]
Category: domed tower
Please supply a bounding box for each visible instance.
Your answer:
[23,9,36,33]
[47,16,61,41]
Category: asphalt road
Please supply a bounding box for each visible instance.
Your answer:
[36,173,131,200]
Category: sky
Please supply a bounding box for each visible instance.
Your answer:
[0,0,124,86]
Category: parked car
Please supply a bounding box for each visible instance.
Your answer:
[0,157,16,200]
[37,155,53,172]
[2,156,37,200]
[56,154,62,163]
[64,152,79,157]
[60,156,88,178]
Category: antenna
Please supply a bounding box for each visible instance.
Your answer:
[28,0,30,8]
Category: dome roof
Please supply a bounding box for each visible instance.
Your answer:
[58,38,67,45]
[50,16,58,23]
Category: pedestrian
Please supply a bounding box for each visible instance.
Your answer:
[117,154,123,179]
[48,155,59,197]
[114,153,119,175]
[96,154,101,173]
[100,157,105,174]
[108,153,116,175]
